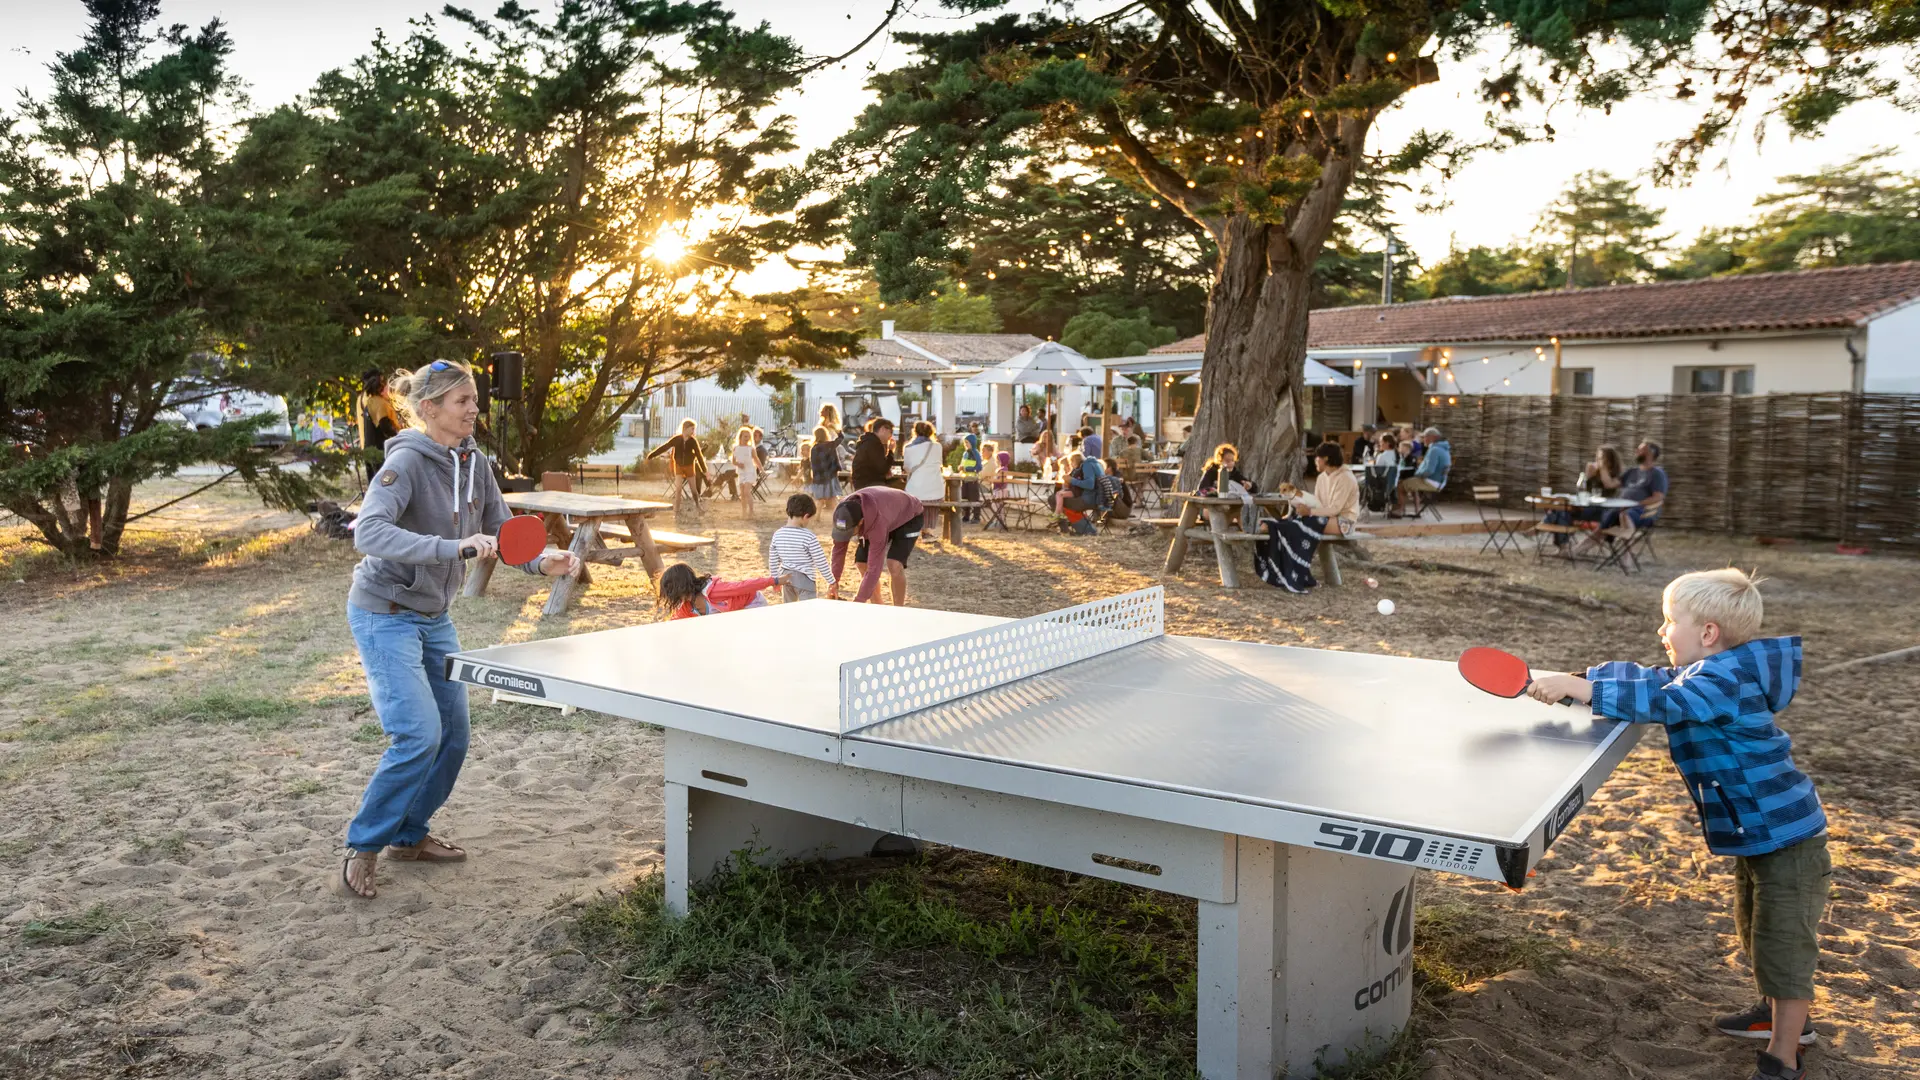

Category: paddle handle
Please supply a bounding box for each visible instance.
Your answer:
[460,545,477,559]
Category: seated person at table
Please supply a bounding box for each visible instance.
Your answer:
[768,493,834,601]
[1394,427,1450,514]
[1604,440,1669,531]
[1258,443,1356,592]
[1195,442,1255,496]
[978,441,1007,488]
[657,562,774,620]
[849,417,896,490]
[1117,433,1145,473]
[1014,404,1043,444]
[1080,426,1103,460]
[1373,434,1400,471]
[829,486,924,606]
[1096,458,1132,519]
[1582,444,1626,496]
[1054,452,1105,516]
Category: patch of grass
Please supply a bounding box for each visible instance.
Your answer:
[0,837,39,864]
[576,849,1200,1080]
[349,721,385,744]
[1412,901,1563,991]
[284,778,325,797]
[130,831,189,862]
[22,903,167,948]
[150,690,303,729]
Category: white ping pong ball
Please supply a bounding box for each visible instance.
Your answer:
[1376,599,1396,615]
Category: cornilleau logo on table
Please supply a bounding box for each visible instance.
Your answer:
[467,664,545,698]
[1381,883,1414,956]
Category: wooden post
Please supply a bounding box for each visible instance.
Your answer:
[1102,367,1115,451]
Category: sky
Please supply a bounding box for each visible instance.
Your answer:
[5,0,1916,286]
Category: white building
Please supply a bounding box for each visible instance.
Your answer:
[1155,262,1920,429]
[643,323,1043,438]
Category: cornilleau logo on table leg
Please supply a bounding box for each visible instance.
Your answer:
[1355,879,1416,1011]
[1381,882,1414,956]
[466,664,546,698]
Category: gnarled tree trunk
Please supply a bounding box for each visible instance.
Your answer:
[1182,216,1316,491]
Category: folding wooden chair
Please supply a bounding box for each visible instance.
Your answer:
[1530,496,1583,560]
[1473,486,1525,555]
[1593,514,1660,575]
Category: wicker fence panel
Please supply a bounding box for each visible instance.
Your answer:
[1419,392,1920,550]
[1846,395,1920,552]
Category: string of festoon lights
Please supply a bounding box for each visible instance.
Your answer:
[1336,338,1562,407]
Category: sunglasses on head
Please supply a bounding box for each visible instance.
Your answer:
[429,360,458,372]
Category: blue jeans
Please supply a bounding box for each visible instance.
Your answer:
[345,602,471,852]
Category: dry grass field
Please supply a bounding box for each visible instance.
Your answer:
[1,475,1915,1079]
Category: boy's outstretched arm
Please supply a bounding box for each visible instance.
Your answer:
[1586,663,1735,727]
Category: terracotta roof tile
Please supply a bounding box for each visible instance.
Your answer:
[1151,262,1920,353]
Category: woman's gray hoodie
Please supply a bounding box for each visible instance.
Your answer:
[349,429,538,615]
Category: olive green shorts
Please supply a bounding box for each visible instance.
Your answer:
[1733,833,1832,1001]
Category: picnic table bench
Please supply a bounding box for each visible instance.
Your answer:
[1161,493,1370,588]
[465,490,675,616]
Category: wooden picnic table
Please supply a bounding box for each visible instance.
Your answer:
[466,490,673,616]
[1162,492,1368,589]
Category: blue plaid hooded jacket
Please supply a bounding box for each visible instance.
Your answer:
[1587,636,1825,857]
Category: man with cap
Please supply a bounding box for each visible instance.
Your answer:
[827,486,924,605]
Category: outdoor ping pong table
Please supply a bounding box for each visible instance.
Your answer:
[448,587,1641,1080]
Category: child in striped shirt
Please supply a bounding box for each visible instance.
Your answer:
[1526,569,1828,1080]
[768,493,833,602]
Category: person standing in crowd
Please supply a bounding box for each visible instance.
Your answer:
[850,417,896,490]
[358,370,401,467]
[902,421,945,502]
[646,418,707,508]
[807,424,840,510]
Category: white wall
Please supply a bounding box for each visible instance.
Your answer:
[1435,333,1857,398]
[1866,302,1920,392]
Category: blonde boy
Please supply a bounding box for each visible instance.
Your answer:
[1529,569,1828,1080]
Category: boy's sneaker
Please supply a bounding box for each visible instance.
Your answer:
[1716,1002,1817,1044]
[1751,1050,1805,1079]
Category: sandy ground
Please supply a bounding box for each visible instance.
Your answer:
[2,475,1917,1078]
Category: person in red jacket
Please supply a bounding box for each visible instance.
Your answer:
[656,562,774,620]
[828,486,924,605]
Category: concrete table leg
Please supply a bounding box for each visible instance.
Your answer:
[1196,840,1417,1079]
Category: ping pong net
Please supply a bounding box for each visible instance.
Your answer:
[838,587,1165,735]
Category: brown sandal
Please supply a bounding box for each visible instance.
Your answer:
[336,850,378,899]
[386,834,467,863]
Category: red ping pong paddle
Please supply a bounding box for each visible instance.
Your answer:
[462,514,547,564]
[1457,646,1576,705]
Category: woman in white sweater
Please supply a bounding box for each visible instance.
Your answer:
[902,420,946,502]
[730,428,759,518]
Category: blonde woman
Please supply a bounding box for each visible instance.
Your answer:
[339,360,580,900]
[817,403,842,444]
[731,428,759,518]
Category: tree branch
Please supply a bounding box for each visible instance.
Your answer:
[1098,105,1223,241]
[788,1,906,78]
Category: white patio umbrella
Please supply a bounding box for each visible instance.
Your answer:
[963,341,1105,387]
